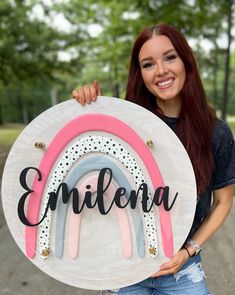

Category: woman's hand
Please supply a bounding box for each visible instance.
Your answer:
[72,80,102,106]
[152,184,234,278]
[151,248,190,277]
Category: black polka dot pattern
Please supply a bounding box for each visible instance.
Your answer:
[39,135,158,259]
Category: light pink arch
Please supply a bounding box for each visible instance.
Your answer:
[68,174,132,259]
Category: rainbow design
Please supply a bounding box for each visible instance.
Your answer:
[39,138,154,259]
[25,113,173,259]
[54,156,145,259]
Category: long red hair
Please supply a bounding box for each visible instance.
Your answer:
[125,24,216,195]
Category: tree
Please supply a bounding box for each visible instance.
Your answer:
[0,0,77,124]
[1,0,234,123]
[221,0,234,119]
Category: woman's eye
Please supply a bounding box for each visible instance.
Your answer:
[142,62,154,69]
[165,54,177,62]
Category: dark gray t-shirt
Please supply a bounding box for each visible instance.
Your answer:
[162,116,235,238]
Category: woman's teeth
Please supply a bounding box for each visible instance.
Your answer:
[157,79,174,87]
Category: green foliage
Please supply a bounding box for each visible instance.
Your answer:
[0,0,234,123]
[0,0,79,124]
[1,1,59,82]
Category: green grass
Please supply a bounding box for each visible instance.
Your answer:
[228,121,235,136]
[0,124,24,150]
[0,125,24,176]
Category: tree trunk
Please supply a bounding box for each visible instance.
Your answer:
[113,64,120,98]
[212,41,218,108]
[50,86,58,106]
[0,95,3,125]
[17,85,28,125]
[22,101,29,125]
[221,0,233,120]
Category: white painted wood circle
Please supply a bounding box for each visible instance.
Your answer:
[1,97,197,290]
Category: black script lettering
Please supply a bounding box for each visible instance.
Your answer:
[128,184,178,213]
[128,183,148,210]
[84,185,97,209]
[96,167,115,214]
[17,167,49,226]
[48,183,79,212]
[153,186,178,211]
[18,167,80,226]
[18,166,179,227]
[113,187,127,208]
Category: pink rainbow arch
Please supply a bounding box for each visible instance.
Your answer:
[67,173,132,259]
[25,113,173,258]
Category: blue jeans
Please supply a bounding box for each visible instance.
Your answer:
[98,255,214,295]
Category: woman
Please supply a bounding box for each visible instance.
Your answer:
[72,24,235,295]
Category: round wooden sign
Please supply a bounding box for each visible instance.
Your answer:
[1,97,197,290]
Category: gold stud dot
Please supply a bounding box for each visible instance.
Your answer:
[41,248,50,257]
[149,247,156,255]
[34,142,46,149]
[146,139,153,148]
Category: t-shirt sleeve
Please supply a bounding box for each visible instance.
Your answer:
[212,120,235,190]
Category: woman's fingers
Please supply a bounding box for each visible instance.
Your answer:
[93,80,102,96]
[83,85,92,104]
[90,83,98,101]
[151,248,190,277]
[78,86,86,106]
[72,89,79,100]
[72,81,101,105]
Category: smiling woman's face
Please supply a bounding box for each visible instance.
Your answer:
[139,34,186,112]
